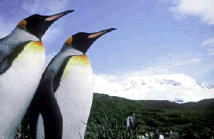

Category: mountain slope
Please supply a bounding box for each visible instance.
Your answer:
[94,73,214,103]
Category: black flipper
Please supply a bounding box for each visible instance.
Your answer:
[29,55,72,139]
[53,56,71,92]
[30,105,40,139]
[41,89,63,139]
[30,82,63,139]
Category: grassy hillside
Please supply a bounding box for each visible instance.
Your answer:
[86,93,214,138]
[16,93,214,138]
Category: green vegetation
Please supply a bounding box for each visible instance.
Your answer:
[16,93,214,138]
[85,112,139,139]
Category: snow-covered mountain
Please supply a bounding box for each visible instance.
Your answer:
[93,73,214,103]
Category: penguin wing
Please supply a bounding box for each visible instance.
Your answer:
[30,83,63,139]
[29,55,72,139]
[52,56,72,92]
[0,41,31,74]
[29,54,58,139]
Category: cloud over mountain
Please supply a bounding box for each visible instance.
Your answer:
[94,73,214,103]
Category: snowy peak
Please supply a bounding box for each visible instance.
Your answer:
[205,85,214,89]
[94,73,214,103]
[159,79,181,86]
[119,74,210,91]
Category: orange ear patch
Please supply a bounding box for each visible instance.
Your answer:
[17,19,27,30]
[65,36,73,45]
[88,31,106,38]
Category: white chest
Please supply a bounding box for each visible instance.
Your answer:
[55,55,94,139]
[0,41,45,138]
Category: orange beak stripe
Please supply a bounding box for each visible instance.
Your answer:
[88,31,106,38]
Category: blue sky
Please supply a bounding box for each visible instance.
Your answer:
[1,0,214,86]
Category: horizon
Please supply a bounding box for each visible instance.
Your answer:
[93,92,214,103]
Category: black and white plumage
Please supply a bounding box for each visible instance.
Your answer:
[0,10,74,139]
[30,28,116,139]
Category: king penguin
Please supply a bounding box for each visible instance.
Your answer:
[30,28,116,139]
[0,10,74,139]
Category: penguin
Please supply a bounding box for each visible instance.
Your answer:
[0,10,74,139]
[30,28,116,139]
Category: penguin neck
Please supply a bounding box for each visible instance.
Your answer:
[60,43,70,52]
[59,45,83,59]
[3,26,39,44]
[1,27,40,56]
[60,43,87,54]
[60,43,81,53]
[43,46,83,82]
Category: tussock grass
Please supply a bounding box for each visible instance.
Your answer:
[84,111,139,139]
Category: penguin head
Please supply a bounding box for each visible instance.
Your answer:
[64,28,116,53]
[17,10,74,40]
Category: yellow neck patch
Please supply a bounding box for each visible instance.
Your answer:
[25,41,44,53]
[63,55,91,79]
[14,41,45,62]
[67,55,90,67]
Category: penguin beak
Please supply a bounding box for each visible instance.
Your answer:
[45,10,75,22]
[88,28,116,39]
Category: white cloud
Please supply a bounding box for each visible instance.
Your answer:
[201,37,214,55]
[99,51,210,83]
[150,52,214,82]
[202,37,214,47]
[151,52,202,69]
[165,0,214,25]
[207,48,214,56]
[133,0,145,4]
[93,51,214,102]
[94,73,214,103]
[22,0,69,15]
